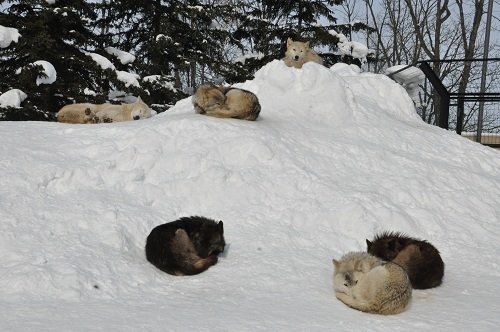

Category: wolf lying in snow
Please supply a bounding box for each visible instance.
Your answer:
[333,252,412,315]
[56,103,100,124]
[145,216,225,276]
[192,83,261,121]
[57,97,152,124]
[283,38,323,69]
[366,231,445,289]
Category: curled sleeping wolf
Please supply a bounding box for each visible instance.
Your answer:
[145,216,225,276]
[333,252,412,315]
[366,231,445,289]
[283,38,323,69]
[192,83,261,121]
[57,97,152,124]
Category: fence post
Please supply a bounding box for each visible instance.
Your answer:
[418,61,450,129]
[456,96,464,135]
[477,0,494,144]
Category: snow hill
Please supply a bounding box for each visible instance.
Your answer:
[1,60,500,331]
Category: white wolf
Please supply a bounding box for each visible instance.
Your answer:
[56,103,99,124]
[57,97,152,124]
[283,38,323,69]
[92,97,152,123]
[333,252,412,315]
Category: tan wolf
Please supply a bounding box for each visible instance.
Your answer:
[57,103,99,124]
[57,97,152,124]
[333,252,412,315]
[92,96,152,123]
[192,83,261,121]
[283,38,323,69]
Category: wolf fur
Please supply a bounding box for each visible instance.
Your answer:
[145,216,225,276]
[366,231,445,289]
[56,104,99,124]
[333,252,412,315]
[57,97,152,124]
[283,38,323,69]
[92,97,152,123]
[192,83,261,121]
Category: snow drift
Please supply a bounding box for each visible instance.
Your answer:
[1,60,500,331]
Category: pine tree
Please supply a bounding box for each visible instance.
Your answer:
[108,0,242,106]
[232,0,374,80]
[0,0,127,120]
[233,1,339,79]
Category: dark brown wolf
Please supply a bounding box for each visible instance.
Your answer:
[366,231,444,289]
[192,83,261,121]
[145,216,225,276]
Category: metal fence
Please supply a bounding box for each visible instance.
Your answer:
[388,58,500,148]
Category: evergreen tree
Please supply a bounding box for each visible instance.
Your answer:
[233,0,373,80]
[0,0,377,121]
[109,0,242,103]
[0,0,128,121]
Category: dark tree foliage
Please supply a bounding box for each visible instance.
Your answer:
[106,0,242,102]
[231,0,372,80]
[0,0,128,120]
[0,0,374,121]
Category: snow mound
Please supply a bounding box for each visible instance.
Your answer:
[106,47,136,65]
[0,89,27,108]
[32,60,57,85]
[236,60,419,124]
[1,60,500,331]
[116,70,140,87]
[240,60,356,125]
[84,51,116,71]
[0,25,21,48]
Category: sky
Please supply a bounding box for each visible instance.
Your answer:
[1,60,500,331]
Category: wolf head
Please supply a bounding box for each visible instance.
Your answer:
[333,258,357,295]
[285,38,310,62]
[191,219,225,258]
[206,221,225,256]
[193,84,226,113]
[333,252,382,294]
[366,231,411,261]
[129,96,153,120]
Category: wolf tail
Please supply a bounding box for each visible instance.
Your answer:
[179,255,218,276]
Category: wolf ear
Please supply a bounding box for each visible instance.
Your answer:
[332,259,340,268]
[218,220,224,233]
[366,239,372,250]
[305,41,310,48]
[287,38,293,46]
[136,96,142,102]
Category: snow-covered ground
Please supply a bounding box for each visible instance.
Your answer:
[1,60,499,331]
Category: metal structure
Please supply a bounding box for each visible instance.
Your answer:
[387,58,500,148]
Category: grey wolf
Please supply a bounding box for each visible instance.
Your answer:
[283,38,323,69]
[192,83,260,121]
[366,231,444,289]
[57,97,152,124]
[333,252,412,315]
[145,216,225,276]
